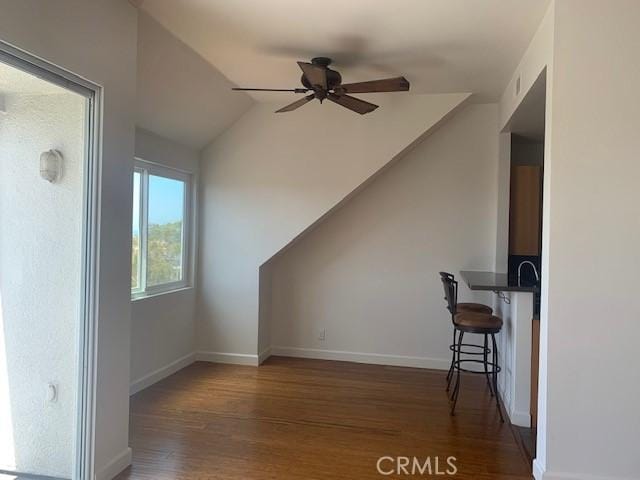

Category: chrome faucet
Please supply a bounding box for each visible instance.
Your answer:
[517,260,540,286]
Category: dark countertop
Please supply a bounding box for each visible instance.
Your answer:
[459,270,539,293]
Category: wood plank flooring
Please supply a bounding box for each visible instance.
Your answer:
[117,356,532,479]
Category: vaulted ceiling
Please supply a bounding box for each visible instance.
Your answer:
[138,0,550,103]
[136,13,253,149]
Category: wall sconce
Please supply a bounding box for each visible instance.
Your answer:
[40,149,63,183]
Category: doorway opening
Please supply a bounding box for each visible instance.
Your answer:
[0,44,101,480]
[503,69,546,466]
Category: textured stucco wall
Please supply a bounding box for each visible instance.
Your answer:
[0,92,85,477]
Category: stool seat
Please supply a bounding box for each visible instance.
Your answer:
[457,302,492,315]
[454,312,503,333]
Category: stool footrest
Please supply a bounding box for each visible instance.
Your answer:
[449,343,490,356]
[452,358,501,375]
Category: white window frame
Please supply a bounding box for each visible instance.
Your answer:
[132,158,193,299]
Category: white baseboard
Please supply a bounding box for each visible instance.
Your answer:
[533,458,545,480]
[270,346,450,370]
[541,472,639,480]
[533,460,637,480]
[94,447,132,480]
[197,350,259,366]
[258,347,272,364]
[508,409,531,428]
[496,378,530,427]
[129,352,196,395]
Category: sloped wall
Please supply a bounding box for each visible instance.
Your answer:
[268,104,499,366]
[198,93,469,359]
[137,13,253,149]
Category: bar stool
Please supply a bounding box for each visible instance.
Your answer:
[439,272,493,389]
[439,272,493,316]
[439,273,504,421]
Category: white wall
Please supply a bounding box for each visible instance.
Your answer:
[499,4,554,130]
[135,127,199,173]
[540,1,640,478]
[269,104,498,367]
[198,93,469,361]
[136,13,253,149]
[0,1,138,478]
[130,128,198,394]
[0,91,85,478]
[502,2,640,478]
[258,261,273,363]
[494,132,511,273]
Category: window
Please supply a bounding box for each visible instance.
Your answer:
[132,160,192,298]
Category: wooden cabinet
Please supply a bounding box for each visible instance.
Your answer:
[509,166,542,256]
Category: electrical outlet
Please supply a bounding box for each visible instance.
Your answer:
[318,328,326,341]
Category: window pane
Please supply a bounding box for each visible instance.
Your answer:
[131,171,141,290]
[147,174,185,286]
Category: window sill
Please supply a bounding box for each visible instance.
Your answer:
[131,286,193,302]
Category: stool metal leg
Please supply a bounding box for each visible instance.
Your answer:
[450,330,464,415]
[491,333,504,422]
[446,329,457,391]
[449,329,462,401]
[483,334,494,397]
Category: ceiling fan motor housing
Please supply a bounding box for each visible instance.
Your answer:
[301,57,342,91]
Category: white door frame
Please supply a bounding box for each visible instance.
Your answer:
[0,40,102,480]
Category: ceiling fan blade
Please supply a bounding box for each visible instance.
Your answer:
[327,93,378,114]
[232,87,309,93]
[275,94,316,113]
[297,62,327,90]
[338,76,410,94]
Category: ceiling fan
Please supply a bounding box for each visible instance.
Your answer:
[232,57,410,114]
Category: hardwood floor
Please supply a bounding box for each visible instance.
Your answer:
[117,357,532,479]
